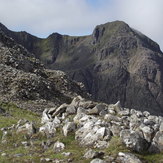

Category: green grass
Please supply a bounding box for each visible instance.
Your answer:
[0,104,89,163]
[137,153,163,163]
[0,102,41,162]
[105,136,130,157]
[0,102,163,163]
[44,130,90,163]
[105,136,163,163]
[0,102,40,139]
[0,102,40,124]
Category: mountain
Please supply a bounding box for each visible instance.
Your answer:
[0,30,88,112]
[0,22,163,163]
[1,21,163,115]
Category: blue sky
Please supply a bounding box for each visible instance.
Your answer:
[87,0,108,7]
[0,0,163,50]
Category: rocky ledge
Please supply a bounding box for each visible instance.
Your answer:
[1,96,163,162]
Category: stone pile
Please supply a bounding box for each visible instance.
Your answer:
[40,96,163,154]
[1,96,163,162]
[37,96,163,162]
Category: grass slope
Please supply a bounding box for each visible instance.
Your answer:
[0,102,163,163]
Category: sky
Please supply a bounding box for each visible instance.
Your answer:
[0,0,163,50]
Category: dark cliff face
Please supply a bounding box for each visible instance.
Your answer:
[1,21,163,115]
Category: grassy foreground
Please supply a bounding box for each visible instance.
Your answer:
[0,102,163,163]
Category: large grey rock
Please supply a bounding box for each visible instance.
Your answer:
[90,158,106,163]
[66,105,76,115]
[99,110,108,116]
[79,100,96,109]
[71,96,96,109]
[139,125,154,142]
[77,107,87,115]
[94,141,109,149]
[41,109,52,124]
[111,124,122,137]
[52,103,68,117]
[143,111,150,117]
[117,152,142,163]
[118,108,130,116]
[143,118,155,126]
[135,111,143,118]
[148,142,160,153]
[76,126,102,146]
[62,152,72,157]
[70,96,84,107]
[148,126,163,153]
[53,116,61,127]
[48,107,57,115]
[121,116,130,127]
[16,120,36,136]
[150,131,163,152]
[76,114,98,125]
[88,104,107,115]
[1,153,7,157]
[120,130,149,153]
[160,122,163,132]
[148,115,159,124]
[84,149,104,159]
[62,122,76,136]
[129,114,142,131]
[39,120,58,136]
[75,115,111,146]
[40,158,53,162]
[84,127,110,146]
[104,114,121,122]
[53,141,65,152]
[108,101,122,113]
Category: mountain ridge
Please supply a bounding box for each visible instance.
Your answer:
[1,21,163,115]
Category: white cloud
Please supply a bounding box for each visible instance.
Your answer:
[111,0,163,50]
[0,0,163,50]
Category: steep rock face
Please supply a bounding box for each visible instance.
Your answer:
[0,31,88,112]
[1,21,163,115]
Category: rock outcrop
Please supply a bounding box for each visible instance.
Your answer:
[40,96,163,154]
[0,31,89,112]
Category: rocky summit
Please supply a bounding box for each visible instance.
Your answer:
[1,21,163,115]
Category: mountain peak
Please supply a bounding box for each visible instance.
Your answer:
[1,21,163,115]
[92,21,161,53]
[92,21,131,44]
[96,20,129,28]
